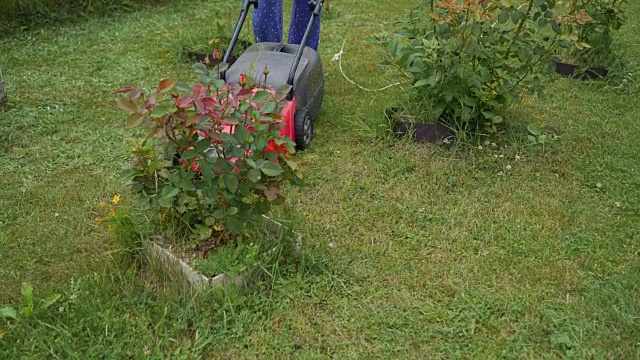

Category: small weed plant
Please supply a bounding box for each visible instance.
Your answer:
[0,283,61,323]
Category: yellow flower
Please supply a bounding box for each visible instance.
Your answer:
[213,225,224,232]
[112,194,121,205]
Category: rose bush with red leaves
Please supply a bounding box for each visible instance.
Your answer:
[116,63,301,239]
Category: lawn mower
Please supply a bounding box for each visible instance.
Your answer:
[221,0,325,150]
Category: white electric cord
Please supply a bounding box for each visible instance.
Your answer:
[332,39,407,92]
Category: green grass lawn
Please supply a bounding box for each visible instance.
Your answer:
[1,0,640,358]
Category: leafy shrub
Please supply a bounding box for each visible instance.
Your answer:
[555,0,628,66]
[368,0,575,133]
[116,64,301,241]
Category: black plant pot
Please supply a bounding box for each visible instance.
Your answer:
[555,61,608,80]
[392,121,455,144]
[385,107,455,144]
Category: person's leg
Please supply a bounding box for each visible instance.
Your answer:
[288,0,321,51]
[252,0,283,43]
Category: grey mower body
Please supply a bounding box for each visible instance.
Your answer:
[225,42,325,125]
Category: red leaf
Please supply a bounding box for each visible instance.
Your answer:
[227,96,239,109]
[194,98,206,114]
[130,89,141,100]
[201,97,217,110]
[157,79,176,94]
[116,86,142,100]
[176,95,194,108]
[237,88,254,97]
[114,86,135,95]
[206,112,221,121]
[193,83,206,99]
[230,87,243,97]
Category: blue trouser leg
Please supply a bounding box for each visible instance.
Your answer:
[252,0,321,51]
[252,0,283,43]
[288,0,321,51]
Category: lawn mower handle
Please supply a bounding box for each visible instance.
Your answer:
[223,0,323,92]
[286,0,323,100]
[222,0,258,78]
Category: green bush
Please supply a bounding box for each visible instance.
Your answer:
[368,0,576,133]
[556,0,628,67]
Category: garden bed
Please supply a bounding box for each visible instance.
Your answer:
[143,215,302,289]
